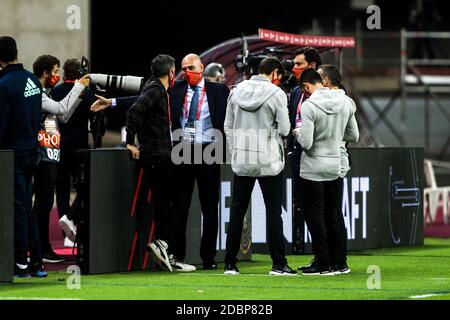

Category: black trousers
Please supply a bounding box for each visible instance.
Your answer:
[225,173,287,266]
[287,149,304,253]
[14,157,41,265]
[56,144,86,223]
[172,161,220,264]
[298,176,347,267]
[34,161,58,254]
[143,159,177,249]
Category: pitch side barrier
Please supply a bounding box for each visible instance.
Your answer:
[0,151,14,283]
[76,148,423,275]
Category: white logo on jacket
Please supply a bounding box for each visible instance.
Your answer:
[24,78,41,97]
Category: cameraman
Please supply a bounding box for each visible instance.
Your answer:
[32,55,89,263]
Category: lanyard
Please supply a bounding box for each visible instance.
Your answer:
[184,86,207,121]
[296,93,305,117]
[167,94,172,127]
[167,94,173,146]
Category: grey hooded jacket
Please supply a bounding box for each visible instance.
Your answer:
[296,87,359,181]
[224,76,290,177]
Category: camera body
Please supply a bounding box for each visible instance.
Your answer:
[235,47,298,90]
[79,56,90,77]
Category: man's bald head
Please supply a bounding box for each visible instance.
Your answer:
[181,53,204,73]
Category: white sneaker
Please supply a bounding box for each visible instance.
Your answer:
[169,255,196,272]
[64,237,75,248]
[59,215,77,242]
[146,240,173,272]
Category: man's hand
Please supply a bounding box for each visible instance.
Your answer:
[76,74,90,87]
[292,128,301,138]
[90,95,113,112]
[127,144,140,160]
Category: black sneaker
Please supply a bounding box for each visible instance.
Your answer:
[146,239,173,272]
[332,263,351,275]
[42,250,66,263]
[14,264,31,278]
[203,262,218,270]
[269,264,297,276]
[224,263,239,275]
[302,261,334,276]
[298,258,316,271]
[29,263,48,278]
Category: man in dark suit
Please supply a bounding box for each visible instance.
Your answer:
[169,54,229,270]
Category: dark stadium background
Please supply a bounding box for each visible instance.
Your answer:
[90,0,450,131]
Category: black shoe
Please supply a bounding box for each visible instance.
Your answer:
[298,258,316,271]
[224,263,239,275]
[302,261,334,276]
[42,251,66,263]
[332,263,351,275]
[29,263,48,278]
[14,264,31,278]
[269,264,297,276]
[203,262,218,270]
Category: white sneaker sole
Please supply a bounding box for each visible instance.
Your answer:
[224,271,239,275]
[42,258,65,264]
[269,271,298,276]
[173,266,196,273]
[147,243,173,272]
[334,269,351,275]
[302,272,334,276]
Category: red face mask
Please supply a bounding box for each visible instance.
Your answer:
[46,74,61,88]
[292,67,305,80]
[168,72,175,89]
[272,78,281,87]
[184,70,203,87]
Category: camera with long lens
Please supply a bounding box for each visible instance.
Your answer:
[89,74,145,94]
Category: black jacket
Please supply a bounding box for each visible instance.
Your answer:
[169,79,229,134]
[51,82,96,148]
[287,85,306,154]
[126,78,172,161]
[0,64,42,160]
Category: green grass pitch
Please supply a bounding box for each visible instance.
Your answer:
[1,238,450,300]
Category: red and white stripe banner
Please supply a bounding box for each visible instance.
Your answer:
[259,28,356,48]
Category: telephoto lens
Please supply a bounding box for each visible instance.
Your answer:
[89,74,144,94]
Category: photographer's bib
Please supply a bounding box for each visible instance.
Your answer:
[38,114,61,163]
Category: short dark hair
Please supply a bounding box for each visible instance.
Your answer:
[0,36,18,63]
[151,54,175,78]
[299,68,323,86]
[318,64,342,87]
[294,46,322,70]
[63,58,81,81]
[33,55,60,78]
[258,57,283,76]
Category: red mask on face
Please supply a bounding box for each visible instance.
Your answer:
[184,70,203,87]
[292,67,305,80]
[272,78,281,87]
[46,74,60,88]
[168,72,175,89]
